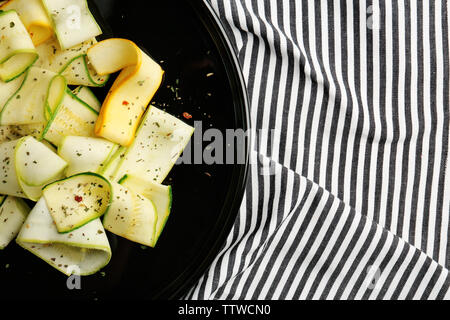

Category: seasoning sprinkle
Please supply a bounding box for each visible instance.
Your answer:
[183,112,193,120]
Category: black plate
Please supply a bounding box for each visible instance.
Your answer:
[0,0,249,300]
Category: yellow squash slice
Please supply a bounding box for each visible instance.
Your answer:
[0,0,53,46]
[87,39,164,146]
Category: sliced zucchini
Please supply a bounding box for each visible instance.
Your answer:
[9,123,46,140]
[103,182,157,247]
[42,89,99,147]
[61,54,108,87]
[0,74,25,139]
[16,197,111,276]
[120,174,172,247]
[0,137,66,200]
[58,136,118,176]
[41,0,102,50]
[99,146,126,181]
[0,71,25,109]
[72,86,101,112]
[0,10,38,82]
[0,125,21,143]
[15,136,67,186]
[18,173,64,202]
[87,38,164,146]
[0,139,25,198]
[0,196,29,249]
[35,38,108,87]
[0,0,53,46]
[35,37,95,72]
[0,67,58,125]
[42,172,112,233]
[115,107,194,183]
[45,74,67,118]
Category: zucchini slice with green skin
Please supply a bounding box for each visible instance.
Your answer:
[42,89,99,147]
[0,67,58,125]
[18,172,65,202]
[0,0,54,46]
[15,136,67,186]
[42,172,112,233]
[98,145,126,181]
[114,106,194,183]
[35,37,96,72]
[0,195,29,249]
[103,181,158,247]
[119,174,172,247]
[0,71,25,110]
[35,38,109,87]
[58,136,118,176]
[61,55,109,87]
[41,0,102,51]
[44,74,67,119]
[16,197,111,276]
[0,139,25,198]
[0,10,38,82]
[0,137,67,200]
[72,86,101,112]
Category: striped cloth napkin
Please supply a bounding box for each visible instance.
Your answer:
[185,0,449,300]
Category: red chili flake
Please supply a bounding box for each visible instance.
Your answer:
[74,195,83,202]
[122,100,129,106]
[183,112,192,119]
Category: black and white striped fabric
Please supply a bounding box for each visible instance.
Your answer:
[184,0,450,300]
